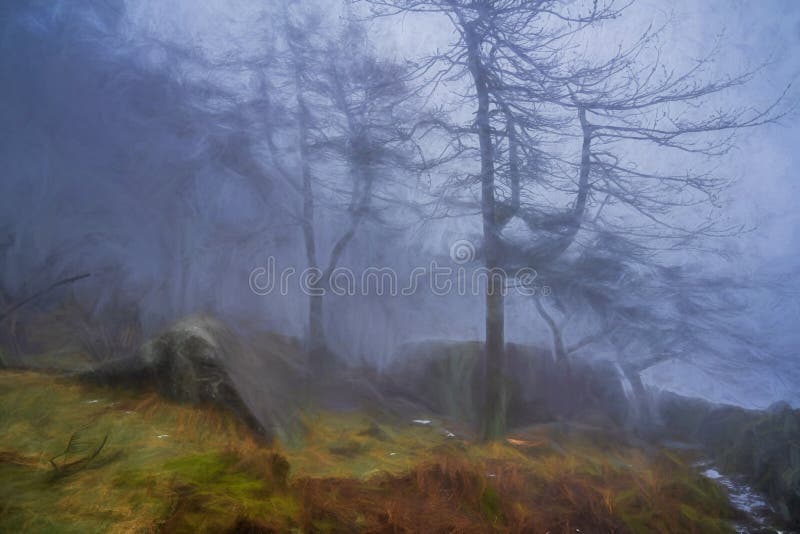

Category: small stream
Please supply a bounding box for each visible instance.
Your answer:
[696,461,794,534]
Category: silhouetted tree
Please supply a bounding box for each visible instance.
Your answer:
[364,0,788,439]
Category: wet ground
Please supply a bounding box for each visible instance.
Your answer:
[697,461,795,534]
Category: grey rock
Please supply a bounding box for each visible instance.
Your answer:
[82,315,298,440]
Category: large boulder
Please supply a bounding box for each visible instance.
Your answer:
[379,340,639,431]
[656,392,800,527]
[83,316,302,440]
[724,404,800,526]
[380,341,484,425]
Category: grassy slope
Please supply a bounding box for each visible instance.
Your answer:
[0,370,736,533]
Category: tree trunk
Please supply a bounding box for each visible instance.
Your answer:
[621,363,659,435]
[505,109,521,214]
[307,292,326,366]
[533,297,568,364]
[465,21,506,441]
[292,48,327,367]
[483,280,506,440]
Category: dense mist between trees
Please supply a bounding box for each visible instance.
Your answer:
[1,0,799,410]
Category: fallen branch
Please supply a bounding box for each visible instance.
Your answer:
[49,430,108,474]
[0,273,91,323]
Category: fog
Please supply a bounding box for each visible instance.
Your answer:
[1,0,798,409]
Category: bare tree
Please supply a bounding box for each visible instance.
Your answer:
[363,0,789,439]
[527,229,800,434]
[361,0,629,439]
[258,4,419,366]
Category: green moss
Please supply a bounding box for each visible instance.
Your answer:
[0,370,748,533]
[480,485,503,523]
[0,371,294,532]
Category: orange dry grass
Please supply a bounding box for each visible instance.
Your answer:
[296,456,490,534]
[291,423,733,534]
[0,372,735,534]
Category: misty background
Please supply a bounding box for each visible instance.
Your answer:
[1,0,798,408]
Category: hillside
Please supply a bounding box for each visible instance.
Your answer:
[0,370,750,533]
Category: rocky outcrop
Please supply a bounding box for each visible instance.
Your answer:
[380,340,640,431]
[82,316,302,440]
[656,392,800,528]
[382,340,799,527]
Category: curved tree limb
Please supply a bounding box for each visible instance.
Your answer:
[0,273,91,323]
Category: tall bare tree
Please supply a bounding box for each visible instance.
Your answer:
[262,4,419,366]
[364,0,788,439]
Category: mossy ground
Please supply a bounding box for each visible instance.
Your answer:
[0,370,736,533]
